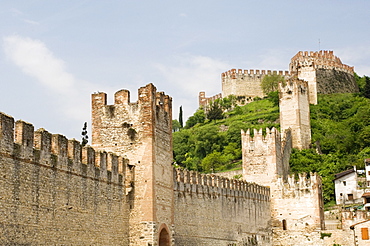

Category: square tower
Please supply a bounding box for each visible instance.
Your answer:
[91,83,174,246]
[279,78,311,150]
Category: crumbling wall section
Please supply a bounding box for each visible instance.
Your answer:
[0,112,129,245]
[173,168,272,246]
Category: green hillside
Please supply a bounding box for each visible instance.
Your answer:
[173,75,370,204]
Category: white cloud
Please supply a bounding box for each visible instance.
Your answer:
[2,35,96,122]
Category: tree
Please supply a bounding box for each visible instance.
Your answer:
[81,122,88,147]
[206,100,223,120]
[185,109,205,128]
[172,119,181,132]
[363,76,370,99]
[261,74,285,95]
[179,106,183,128]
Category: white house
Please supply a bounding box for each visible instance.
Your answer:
[334,166,364,205]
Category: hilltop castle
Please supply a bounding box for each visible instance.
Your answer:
[0,50,358,245]
[199,50,358,107]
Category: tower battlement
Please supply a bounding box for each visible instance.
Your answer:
[290,50,354,74]
[242,127,291,186]
[290,50,358,104]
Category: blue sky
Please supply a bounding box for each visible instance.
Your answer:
[1,0,370,140]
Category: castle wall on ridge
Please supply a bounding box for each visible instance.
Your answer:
[0,112,129,245]
[221,69,290,104]
[173,168,272,246]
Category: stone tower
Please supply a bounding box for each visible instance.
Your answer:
[279,78,311,150]
[241,127,291,186]
[290,50,357,105]
[91,83,173,246]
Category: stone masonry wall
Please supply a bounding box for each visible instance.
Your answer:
[290,50,358,104]
[91,84,174,246]
[271,173,325,233]
[0,112,129,245]
[222,69,290,102]
[242,127,290,186]
[279,78,311,150]
[173,168,272,246]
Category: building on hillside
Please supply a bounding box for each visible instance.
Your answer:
[365,159,370,186]
[334,167,365,205]
[350,219,370,246]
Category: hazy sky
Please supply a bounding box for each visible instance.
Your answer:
[1,0,370,140]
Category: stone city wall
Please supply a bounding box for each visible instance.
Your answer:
[198,91,222,109]
[173,168,272,246]
[221,69,290,103]
[0,112,129,245]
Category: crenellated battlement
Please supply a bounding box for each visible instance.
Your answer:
[198,92,222,109]
[0,111,127,186]
[279,77,309,98]
[277,172,322,192]
[91,83,172,161]
[290,50,354,74]
[173,168,270,200]
[92,83,172,118]
[221,69,291,104]
[222,68,290,79]
[241,127,281,145]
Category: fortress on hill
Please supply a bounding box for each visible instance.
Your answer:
[199,50,358,107]
[0,50,359,245]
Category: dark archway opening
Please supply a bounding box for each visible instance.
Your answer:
[159,228,170,246]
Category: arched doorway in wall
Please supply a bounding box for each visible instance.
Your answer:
[158,225,170,246]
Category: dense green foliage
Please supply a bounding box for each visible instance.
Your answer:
[261,74,285,94]
[173,74,370,204]
[291,93,370,202]
[173,96,279,172]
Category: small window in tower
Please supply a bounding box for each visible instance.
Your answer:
[348,194,354,200]
[343,181,346,186]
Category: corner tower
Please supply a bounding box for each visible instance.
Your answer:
[290,50,357,105]
[279,78,311,150]
[91,83,174,246]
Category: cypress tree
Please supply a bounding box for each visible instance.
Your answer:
[179,106,183,128]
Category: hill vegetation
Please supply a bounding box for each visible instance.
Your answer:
[173,75,370,203]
